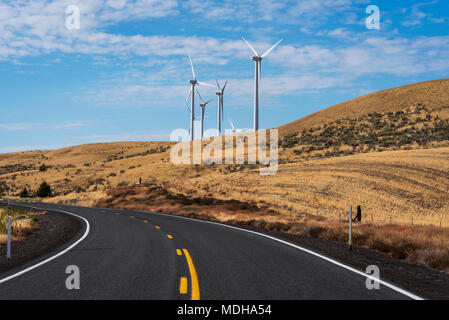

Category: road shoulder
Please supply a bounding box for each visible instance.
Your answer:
[0,207,83,276]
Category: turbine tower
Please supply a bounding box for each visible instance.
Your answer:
[196,89,213,140]
[242,37,283,132]
[215,80,228,136]
[185,53,215,141]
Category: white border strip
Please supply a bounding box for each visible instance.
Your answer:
[138,209,424,300]
[0,204,90,284]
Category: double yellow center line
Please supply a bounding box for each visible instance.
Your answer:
[177,248,200,300]
[128,216,200,300]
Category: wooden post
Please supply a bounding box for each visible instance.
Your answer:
[349,206,353,251]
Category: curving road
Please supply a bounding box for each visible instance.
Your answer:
[0,202,420,300]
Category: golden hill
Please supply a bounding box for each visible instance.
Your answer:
[0,78,448,221]
[278,78,449,136]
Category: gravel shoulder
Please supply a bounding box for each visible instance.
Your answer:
[0,206,83,276]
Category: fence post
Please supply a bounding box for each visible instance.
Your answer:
[349,206,353,251]
[7,216,11,260]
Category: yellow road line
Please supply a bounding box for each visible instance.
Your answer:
[130,216,135,219]
[143,220,149,223]
[167,235,173,239]
[155,226,160,229]
[179,277,188,294]
[176,249,182,256]
[183,249,200,300]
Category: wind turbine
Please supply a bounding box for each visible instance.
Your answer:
[228,118,245,134]
[242,37,283,132]
[215,80,228,136]
[229,118,236,134]
[196,89,213,140]
[185,53,215,141]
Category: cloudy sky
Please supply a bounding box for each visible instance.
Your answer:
[0,0,448,153]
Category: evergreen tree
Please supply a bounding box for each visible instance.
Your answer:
[37,181,52,198]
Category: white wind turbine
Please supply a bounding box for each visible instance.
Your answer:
[228,118,245,134]
[185,53,215,141]
[196,89,213,140]
[215,80,228,136]
[242,37,283,132]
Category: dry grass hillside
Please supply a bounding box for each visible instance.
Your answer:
[1,78,449,270]
[278,78,449,136]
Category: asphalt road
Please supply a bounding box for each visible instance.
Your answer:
[0,202,418,300]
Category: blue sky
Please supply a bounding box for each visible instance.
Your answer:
[0,0,448,153]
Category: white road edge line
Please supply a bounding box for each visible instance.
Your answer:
[138,209,424,301]
[0,204,90,284]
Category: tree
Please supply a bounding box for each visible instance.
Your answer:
[19,188,29,198]
[39,164,47,172]
[37,181,52,198]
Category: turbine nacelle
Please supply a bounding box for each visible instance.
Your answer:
[189,80,198,85]
[242,37,283,132]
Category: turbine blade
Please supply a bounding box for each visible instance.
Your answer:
[198,81,215,88]
[196,88,205,103]
[216,80,221,90]
[188,52,196,80]
[205,99,213,106]
[228,119,235,130]
[184,88,192,111]
[221,80,228,93]
[261,39,283,58]
[242,37,259,56]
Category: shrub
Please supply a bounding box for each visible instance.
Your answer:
[19,188,29,198]
[37,181,52,198]
[73,185,85,193]
[39,164,47,172]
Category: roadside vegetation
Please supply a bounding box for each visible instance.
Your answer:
[280,104,449,160]
[0,207,41,245]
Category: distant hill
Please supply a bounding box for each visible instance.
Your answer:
[1,78,449,204]
[278,78,449,136]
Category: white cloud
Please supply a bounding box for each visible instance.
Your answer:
[2,1,449,112]
[76,132,170,142]
[401,0,447,27]
[0,121,89,131]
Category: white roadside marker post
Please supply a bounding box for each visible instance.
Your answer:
[349,206,353,251]
[7,216,11,260]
